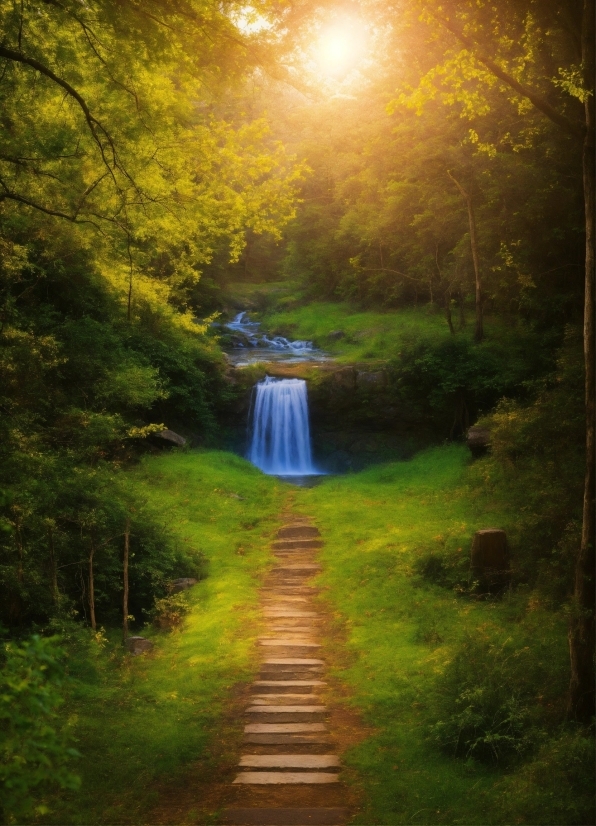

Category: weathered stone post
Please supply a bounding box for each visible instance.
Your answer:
[470,528,510,593]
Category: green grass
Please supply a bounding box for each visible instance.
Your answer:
[42,445,593,825]
[260,302,464,362]
[293,446,593,825]
[45,450,284,825]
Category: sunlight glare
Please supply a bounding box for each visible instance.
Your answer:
[313,21,367,79]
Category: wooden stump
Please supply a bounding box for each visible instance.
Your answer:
[470,528,510,592]
[466,426,491,458]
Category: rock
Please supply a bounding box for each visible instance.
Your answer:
[330,367,356,390]
[470,528,510,592]
[467,426,491,457]
[170,577,198,593]
[124,636,154,655]
[327,330,345,340]
[154,429,186,447]
[356,370,387,388]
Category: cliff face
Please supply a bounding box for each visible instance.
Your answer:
[223,361,439,471]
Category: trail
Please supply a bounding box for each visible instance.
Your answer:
[220,515,352,826]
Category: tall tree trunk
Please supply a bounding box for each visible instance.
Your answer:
[88,536,96,631]
[48,525,58,603]
[448,171,483,342]
[444,288,455,334]
[123,517,130,640]
[567,0,595,723]
[458,289,466,329]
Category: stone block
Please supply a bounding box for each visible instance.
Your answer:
[124,636,154,655]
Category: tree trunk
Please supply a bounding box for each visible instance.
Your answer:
[444,288,455,334]
[458,289,466,329]
[448,171,483,342]
[48,525,58,603]
[88,536,96,631]
[123,517,130,640]
[567,0,595,723]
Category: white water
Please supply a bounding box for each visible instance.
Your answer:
[224,312,328,366]
[247,377,318,476]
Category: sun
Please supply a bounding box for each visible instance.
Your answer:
[312,20,368,79]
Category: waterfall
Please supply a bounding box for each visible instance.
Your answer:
[248,377,318,476]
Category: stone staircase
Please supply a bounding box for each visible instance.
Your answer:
[221,519,349,826]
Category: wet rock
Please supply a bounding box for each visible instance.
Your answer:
[356,370,387,388]
[154,429,186,447]
[124,636,154,655]
[330,367,356,390]
[170,577,198,593]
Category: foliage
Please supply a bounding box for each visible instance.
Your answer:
[38,450,283,825]
[430,634,550,765]
[0,634,80,823]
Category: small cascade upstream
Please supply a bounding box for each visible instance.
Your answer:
[247,377,318,476]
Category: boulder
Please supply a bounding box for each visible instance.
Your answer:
[124,636,154,655]
[154,429,186,447]
[467,426,491,457]
[330,367,356,390]
[327,330,345,340]
[470,528,510,592]
[356,370,387,388]
[170,577,198,593]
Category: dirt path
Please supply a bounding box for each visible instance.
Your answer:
[219,515,353,826]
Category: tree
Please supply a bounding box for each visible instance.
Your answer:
[388,0,594,723]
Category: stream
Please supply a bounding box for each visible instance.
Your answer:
[224,312,331,366]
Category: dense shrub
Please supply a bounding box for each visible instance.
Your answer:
[430,631,565,765]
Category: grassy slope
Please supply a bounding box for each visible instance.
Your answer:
[294,447,591,826]
[260,302,463,361]
[47,451,283,825]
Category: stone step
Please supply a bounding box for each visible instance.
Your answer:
[266,621,320,635]
[253,680,326,693]
[243,733,332,745]
[260,671,324,682]
[259,631,321,656]
[221,807,348,825]
[272,539,324,550]
[233,771,339,785]
[259,642,321,656]
[262,595,310,603]
[250,694,321,705]
[263,604,320,617]
[277,526,321,539]
[259,643,319,652]
[264,618,321,628]
[264,658,324,666]
[245,723,327,734]
[245,707,327,723]
[239,755,339,770]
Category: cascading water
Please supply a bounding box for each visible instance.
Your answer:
[247,377,318,476]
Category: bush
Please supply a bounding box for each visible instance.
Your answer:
[0,635,80,822]
[430,632,562,765]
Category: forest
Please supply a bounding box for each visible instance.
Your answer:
[0,1,593,824]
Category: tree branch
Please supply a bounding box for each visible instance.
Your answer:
[432,12,585,139]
